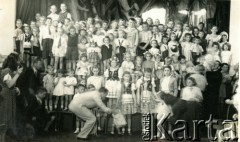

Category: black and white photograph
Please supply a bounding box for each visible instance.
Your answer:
[0,0,239,142]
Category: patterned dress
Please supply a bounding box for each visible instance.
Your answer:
[121,82,137,115]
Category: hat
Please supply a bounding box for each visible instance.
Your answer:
[220,31,228,39]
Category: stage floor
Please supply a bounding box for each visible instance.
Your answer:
[6,132,214,142]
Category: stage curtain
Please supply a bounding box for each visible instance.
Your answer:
[16,0,62,24]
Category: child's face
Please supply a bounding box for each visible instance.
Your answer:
[60,4,67,11]
[155,56,161,62]
[111,61,117,67]
[172,56,178,62]
[136,18,142,25]
[46,19,52,26]
[145,54,152,60]
[194,39,200,44]
[48,68,54,75]
[30,22,36,29]
[64,19,70,25]
[113,31,118,38]
[162,38,168,44]
[185,35,191,42]
[95,23,101,29]
[170,34,176,41]
[40,17,46,24]
[50,5,57,13]
[198,32,204,38]
[193,28,199,35]
[112,22,118,29]
[128,20,135,28]
[142,24,148,31]
[223,45,229,51]
[16,21,22,28]
[152,26,158,33]
[81,38,87,44]
[102,23,108,29]
[211,27,218,33]
[92,68,99,76]
[69,28,76,35]
[87,18,94,24]
[123,73,131,82]
[166,28,172,35]
[58,28,64,35]
[77,86,85,93]
[165,59,172,65]
[53,20,58,27]
[118,20,125,26]
[164,68,171,76]
[151,41,158,47]
[146,18,153,25]
[136,57,142,64]
[90,42,96,47]
[80,30,87,36]
[180,58,186,64]
[222,35,228,41]
[38,92,46,100]
[186,79,194,87]
[24,27,30,34]
[32,29,38,35]
[176,24,182,31]
[118,31,125,38]
[158,25,164,32]
[81,56,87,61]
[35,13,41,21]
[154,19,160,25]
[144,72,151,78]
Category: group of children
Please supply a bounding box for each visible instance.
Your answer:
[13,3,233,136]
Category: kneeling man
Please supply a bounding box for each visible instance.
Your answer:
[69,86,111,140]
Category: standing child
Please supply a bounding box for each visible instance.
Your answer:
[53,69,65,110]
[58,3,72,24]
[221,43,232,64]
[160,36,169,61]
[168,33,180,57]
[198,31,207,55]
[181,33,193,61]
[205,26,221,47]
[73,84,86,134]
[22,26,32,67]
[191,36,204,65]
[126,18,139,59]
[31,27,41,61]
[14,19,23,54]
[43,66,55,111]
[77,36,88,58]
[137,22,152,56]
[87,41,101,67]
[75,54,89,81]
[142,51,155,73]
[148,40,160,57]
[66,26,79,70]
[101,36,113,71]
[117,71,137,135]
[47,5,59,22]
[136,68,157,134]
[63,69,77,110]
[104,57,123,109]
[114,30,128,64]
[121,53,134,73]
[52,27,68,72]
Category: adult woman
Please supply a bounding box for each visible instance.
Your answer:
[219,63,232,119]
[0,53,23,133]
[159,66,178,97]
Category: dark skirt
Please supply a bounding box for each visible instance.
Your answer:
[66,46,78,60]
[32,46,41,57]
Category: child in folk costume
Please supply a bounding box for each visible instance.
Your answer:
[160,36,169,61]
[104,57,123,109]
[63,69,77,110]
[43,66,55,111]
[136,68,157,134]
[114,30,128,64]
[121,53,134,73]
[101,36,113,71]
[87,41,101,67]
[52,27,68,72]
[111,106,127,135]
[66,26,78,70]
[75,54,89,81]
[133,56,143,84]
[53,69,65,110]
[148,40,160,57]
[117,71,137,135]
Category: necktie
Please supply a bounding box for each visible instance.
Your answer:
[48,27,51,35]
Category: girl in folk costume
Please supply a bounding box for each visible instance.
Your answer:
[136,68,157,134]
[126,18,139,59]
[104,57,123,109]
[114,30,128,64]
[101,36,113,71]
[58,3,72,24]
[133,56,143,84]
[87,41,101,67]
[117,71,137,135]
